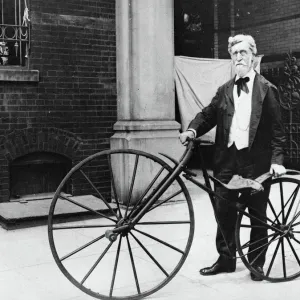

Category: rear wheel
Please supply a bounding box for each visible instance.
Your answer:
[48,149,194,299]
[236,173,300,282]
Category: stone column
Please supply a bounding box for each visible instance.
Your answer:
[110,0,183,203]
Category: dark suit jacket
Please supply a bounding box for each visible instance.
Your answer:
[188,72,286,175]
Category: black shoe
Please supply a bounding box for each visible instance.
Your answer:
[199,261,236,276]
[250,266,264,281]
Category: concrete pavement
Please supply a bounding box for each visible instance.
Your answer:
[0,175,299,300]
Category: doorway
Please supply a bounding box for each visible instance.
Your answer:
[174,0,215,58]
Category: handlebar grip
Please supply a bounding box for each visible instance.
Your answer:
[184,137,214,147]
[194,137,214,145]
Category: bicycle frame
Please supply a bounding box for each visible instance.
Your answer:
[48,139,300,291]
[112,138,285,254]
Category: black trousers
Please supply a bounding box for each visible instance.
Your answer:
[214,144,270,267]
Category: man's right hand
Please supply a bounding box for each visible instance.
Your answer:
[179,130,195,146]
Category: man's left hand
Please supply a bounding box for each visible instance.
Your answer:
[269,164,286,178]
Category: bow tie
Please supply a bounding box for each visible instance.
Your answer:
[235,77,250,97]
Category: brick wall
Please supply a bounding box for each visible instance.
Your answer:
[215,0,300,58]
[233,0,300,56]
[216,0,232,58]
[0,0,116,201]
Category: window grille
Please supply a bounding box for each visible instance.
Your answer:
[0,0,30,67]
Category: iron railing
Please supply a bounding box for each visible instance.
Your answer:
[0,0,30,66]
[261,53,300,169]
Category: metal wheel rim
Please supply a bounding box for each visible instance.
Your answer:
[48,149,195,299]
[236,176,300,282]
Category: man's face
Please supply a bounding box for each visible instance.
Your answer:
[230,40,254,77]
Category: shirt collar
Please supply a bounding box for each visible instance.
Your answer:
[235,68,256,82]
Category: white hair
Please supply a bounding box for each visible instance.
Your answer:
[228,34,257,55]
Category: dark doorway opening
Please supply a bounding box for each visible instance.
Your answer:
[174,0,215,58]
[10,152,72,201]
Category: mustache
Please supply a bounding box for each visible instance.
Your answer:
[235,62,247,66]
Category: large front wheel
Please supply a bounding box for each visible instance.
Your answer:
[48,149,194,299]
[236,172,300,282]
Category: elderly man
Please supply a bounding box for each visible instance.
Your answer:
[179,34,286,281]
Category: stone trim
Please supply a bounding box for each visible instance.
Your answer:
[0,69,39,82]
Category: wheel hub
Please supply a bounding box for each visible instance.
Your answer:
[105,218,133,241]
[105,230,118,242]
[277,224,295,238]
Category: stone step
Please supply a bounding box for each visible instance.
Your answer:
[0,169,209,230]
[0,195,117,230]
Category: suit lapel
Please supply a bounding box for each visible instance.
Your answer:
[248,74,268,149]
[226,77,235,106]
[224,78,235,138]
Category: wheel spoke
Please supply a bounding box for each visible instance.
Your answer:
[284,185,300,223]
[124,155,139,219]
[130,232,169,277]
[268,198,278,224]
[58,193,117,223]
[280,238,287,278]
[53,224,115,230]
[81,241,114,284]
[268,199,281,226]
[292,221,300,228]
[149,189,183,212]
[80,169,119,219]
[128,166,165,219]
[137,221,191,225]
[286,202,300,234]
[133,228,185,254]
[292,236,300,245]
[266,238,281,277]
[289,209,300,228]
[286,237,300,266]
[240,224,268,229]
[241,209,283,234]
[60,234,105,261]
[268,185,298,226]
[280,181,285,224]
[248,205,281,227]
[241,232,277,250]
[126,235,141,295]
[109,235,122,297]
[248,234,281,265]
[249,244,269,267]
[107,154,123,219]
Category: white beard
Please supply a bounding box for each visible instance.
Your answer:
[235,65,251,77]
[235,64,251,77]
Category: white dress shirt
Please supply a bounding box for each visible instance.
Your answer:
[227,68,256,150]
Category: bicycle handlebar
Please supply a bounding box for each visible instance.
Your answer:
[177,137,214,165]
[255,169,300,184]
[186,137,215,146]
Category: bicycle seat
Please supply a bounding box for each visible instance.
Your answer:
[209,174,264,193]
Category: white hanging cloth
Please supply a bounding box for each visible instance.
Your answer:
[174,55,263,141]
